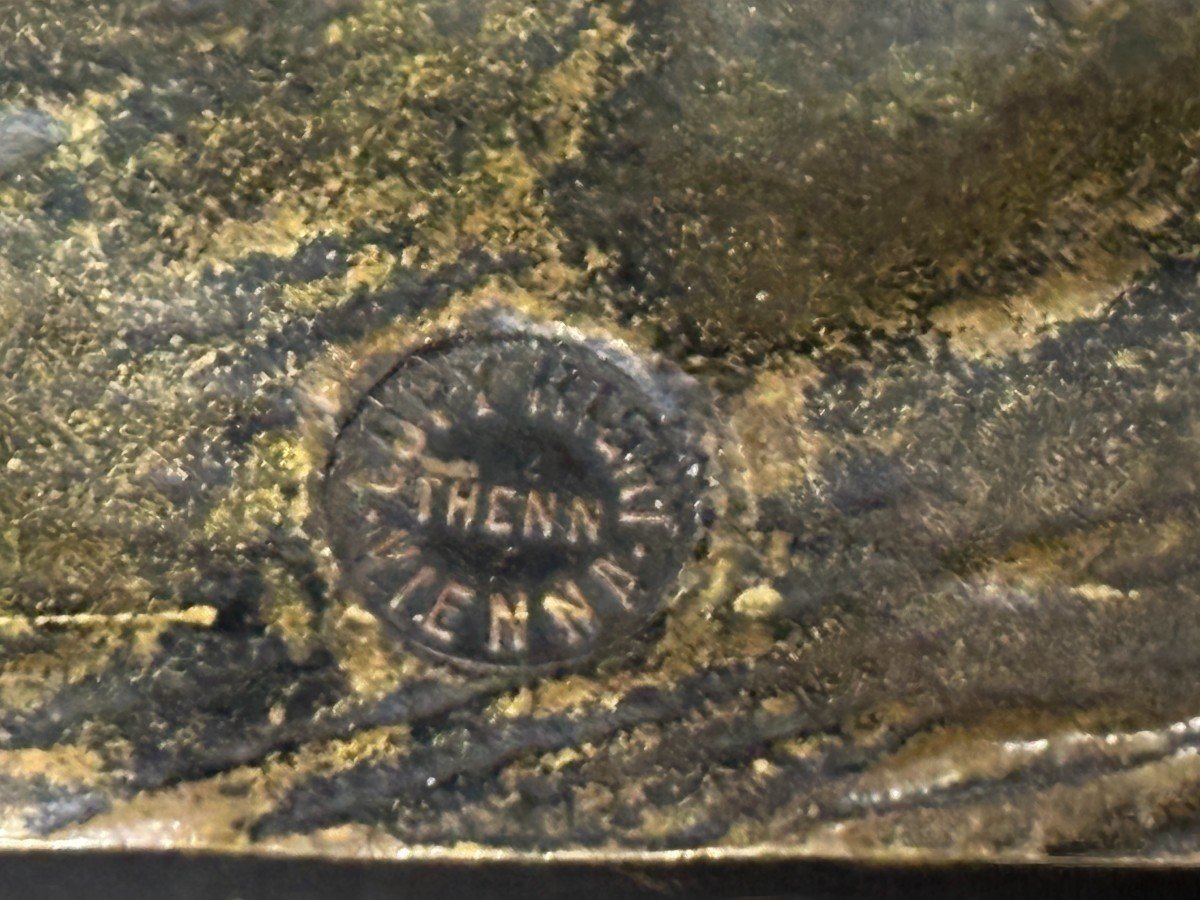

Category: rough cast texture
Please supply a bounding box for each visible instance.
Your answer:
[2,0,1200,861]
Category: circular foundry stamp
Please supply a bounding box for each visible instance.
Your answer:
[321,329,712,672]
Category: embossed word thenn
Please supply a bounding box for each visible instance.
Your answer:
[322,332,709,670]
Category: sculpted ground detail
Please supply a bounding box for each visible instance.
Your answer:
[322,333,708,669]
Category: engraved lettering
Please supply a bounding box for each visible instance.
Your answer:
[614,462,643,484]
[590,558,638,610]
[364,532,419,573]
[350,462,406,496]
[487,591,529,654]
[483,486,518,536]
[326,332,707,670]
[390,566,438,610]
[619,510,678,532]
[522,490,556,539]
[566,497,602,544]
[594,434,623,465]
[542,581,596,645]
[619,483,656,505]
[393,421,427,459]
[424,478,606,545]
[445,478,480,529]
[422,581,475,642]
[372,530,417,560]
[417,475,440,524]
[380,389,450,432]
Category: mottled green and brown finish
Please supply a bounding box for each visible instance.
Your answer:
[2,0,1200,861]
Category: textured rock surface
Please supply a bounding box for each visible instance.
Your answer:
[1,0,1200,861]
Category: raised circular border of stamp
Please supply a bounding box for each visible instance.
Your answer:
[313,315,722,675]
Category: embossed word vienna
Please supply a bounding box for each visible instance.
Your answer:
[322,333,709,670]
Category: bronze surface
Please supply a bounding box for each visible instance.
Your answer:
[0,0,1199,863]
